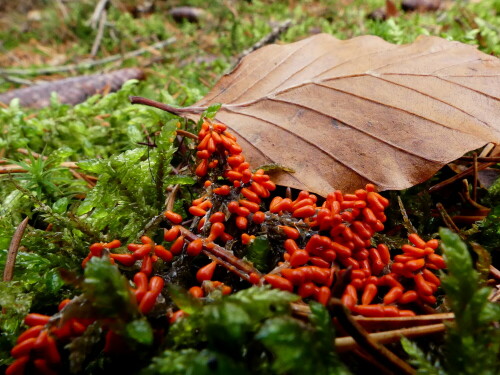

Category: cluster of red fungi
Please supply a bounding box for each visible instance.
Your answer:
[7,120,446,374]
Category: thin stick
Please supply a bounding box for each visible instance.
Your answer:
[90,9,107,57]
[335,323,446,352]
[458,157,500,162]
[130,96,205,116]
[139,185,180,237]
[202,250,249,281]
[235,19,293,63]
[165,185,180,212]
[436,203,464,238]
[176,129,198,140]
[69,169,96,188]
[3,217,29,281]
[290,303,454,330]
[88,0,110,29]
[328,298,416,375]
[461,179,489,211]
[0,75,35,86]
[55,0,69,19]
[397,196,417,234]
[0,38,176,76]
[178,226,261,282]
[0,165,27,174]
[353,313,454,331]
[472,153,478,202]
[429,162,496,193]
[489,265,500,281]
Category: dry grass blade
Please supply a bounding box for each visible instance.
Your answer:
[3,217,29,281]
[335,323,446,352]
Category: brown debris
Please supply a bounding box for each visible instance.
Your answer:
[402,0,441,12]
[0,68,144,108]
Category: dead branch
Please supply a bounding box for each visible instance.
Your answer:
[0,38,176,76]
[90,8,108,57]
[88,0,110,29]
[235,19,293,63]
[3,217,29,281]
[178,226,261,282]
[429,162,496,193]
[436,203,464,238]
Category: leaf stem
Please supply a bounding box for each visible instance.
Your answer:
[129,96,206,115]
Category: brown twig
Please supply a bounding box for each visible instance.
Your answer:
[130,96,205,116]
[335,323,446,353]
[178,226,261,282]
[165,185,180,212]
[291,302,454,330]
[88,0,110,29]
[9,148,96,185]
[234,19,293,64]
[139,185,180,238]
[353,313,454,331]
[90,8,107,57]
[55,0,69,19]
[461,179,490,212]
[202,250,250,281]
[0,165,27,174]
[458,156,500,162]
[17,148,79,169]
[328,298,416,375]
[489,265,500,281]
[429,162,496,193]
[176,129,198,140]
[0,38,176,76]
[436,203,463,237]
[3,217,29,281]
[472,153,478,202]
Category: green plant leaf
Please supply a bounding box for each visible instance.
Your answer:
[439,228,500,375]
[126,319,154,346]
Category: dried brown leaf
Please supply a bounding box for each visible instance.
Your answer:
[139,34,500,196]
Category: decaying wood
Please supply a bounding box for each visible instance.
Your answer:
[3,217,29,281]
[402,0,441,12]
[169,6,206,23]
[0,68,144,108]
[132,34,500,196]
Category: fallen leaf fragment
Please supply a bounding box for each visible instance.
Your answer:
[133,34,500,196]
